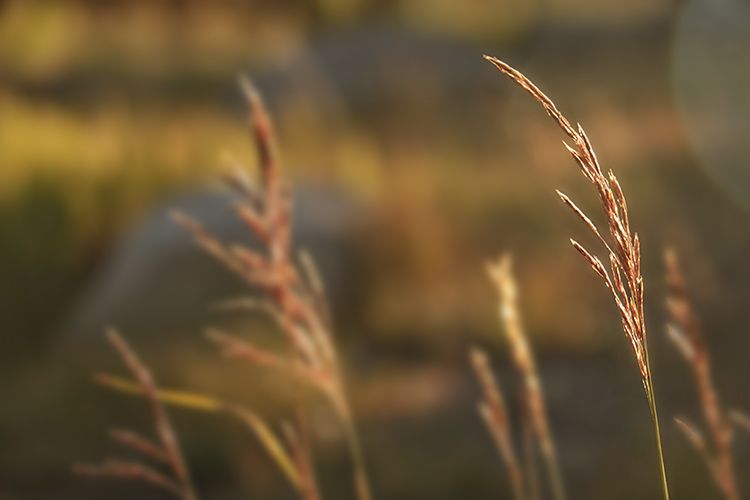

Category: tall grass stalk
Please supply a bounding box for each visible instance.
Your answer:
[173,78,371,500]
[484,55,669,500]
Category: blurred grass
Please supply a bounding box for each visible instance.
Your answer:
[5,1,750,499]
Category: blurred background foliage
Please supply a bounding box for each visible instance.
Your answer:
[3,0,750,499]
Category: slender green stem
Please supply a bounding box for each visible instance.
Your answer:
[648,382,670,500]
[645,350,670,500]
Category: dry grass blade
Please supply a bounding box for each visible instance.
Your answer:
[673,418,724,492]
[665,249,738,500]
[73,459,183,496]
[75,330,197,500]
[283,408,322,500]
[487,255,565,500]
[93,373,323,500]
[674,418,706,452]
[470,347,526,500]
[105,330,195,498]
[729,411,750,434]
[109,429,169,464]
[175,79,371,500]
[230,408,304,491]
[94,373,222,412]
[485,55,669,499]
[673,418,718,472]
[206,328,290,371]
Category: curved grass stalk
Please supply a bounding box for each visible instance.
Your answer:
[484,55,669,500]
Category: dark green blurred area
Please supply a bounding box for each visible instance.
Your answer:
[3,0,750,498]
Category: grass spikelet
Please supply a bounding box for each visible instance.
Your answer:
[487,255,565,500]
[173,78,370,500]
[484,55,669,499]
[91,371,323,499]
[74,329,197,500]
[469,347,526,500]
[665,249,738,500]
[729,411,750,434]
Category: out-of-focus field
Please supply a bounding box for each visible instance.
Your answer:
[3,1,750,499]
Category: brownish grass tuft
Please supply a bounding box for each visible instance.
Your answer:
[73,329,197,500]
[91,369,322,499]
[665,249,738,500]
[471,255,565,500]
[77,79,367,500]
[470,347,526,500]
[172,78,370,500]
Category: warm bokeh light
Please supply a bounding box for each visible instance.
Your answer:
[2,1,750,499]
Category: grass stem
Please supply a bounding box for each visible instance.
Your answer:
[646,351,670,500]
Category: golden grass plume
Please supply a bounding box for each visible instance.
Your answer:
[484,55,669,499]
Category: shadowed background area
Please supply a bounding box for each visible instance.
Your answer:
[2,0,750,498]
